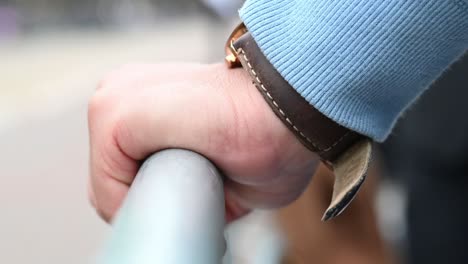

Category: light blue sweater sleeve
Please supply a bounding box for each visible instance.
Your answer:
[239,0,468,142]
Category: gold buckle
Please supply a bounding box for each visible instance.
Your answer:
[224,23,247,68]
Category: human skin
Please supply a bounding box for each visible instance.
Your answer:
[87,63,319,223]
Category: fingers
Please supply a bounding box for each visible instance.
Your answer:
[88,135,134,222]
[88,88,139,222]
[91,172,129,223]
[87,64,215,222]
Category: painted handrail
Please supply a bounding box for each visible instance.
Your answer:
[98,149,227,264]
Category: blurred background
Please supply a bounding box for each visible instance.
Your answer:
[0,0,466,263]
[0,1,241,263]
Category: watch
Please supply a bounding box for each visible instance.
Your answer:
[225,23,373,221]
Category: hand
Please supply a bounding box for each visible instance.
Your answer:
[88,63,319,223]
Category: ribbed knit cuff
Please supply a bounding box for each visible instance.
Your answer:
[240,0,468,141]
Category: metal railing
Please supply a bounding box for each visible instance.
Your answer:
[98,149,227,264]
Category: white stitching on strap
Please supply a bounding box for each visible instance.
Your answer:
[237,48,350,153]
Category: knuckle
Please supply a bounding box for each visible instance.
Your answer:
[89,63,144,119]
[88,90,105,112]
[87,91,109,125]
[88,82,118,123]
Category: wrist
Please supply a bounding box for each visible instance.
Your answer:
[224,24,373,220]
[212,62,316,170]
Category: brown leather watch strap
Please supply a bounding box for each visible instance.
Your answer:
[225,24,373,221]
[229,32,364,163]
